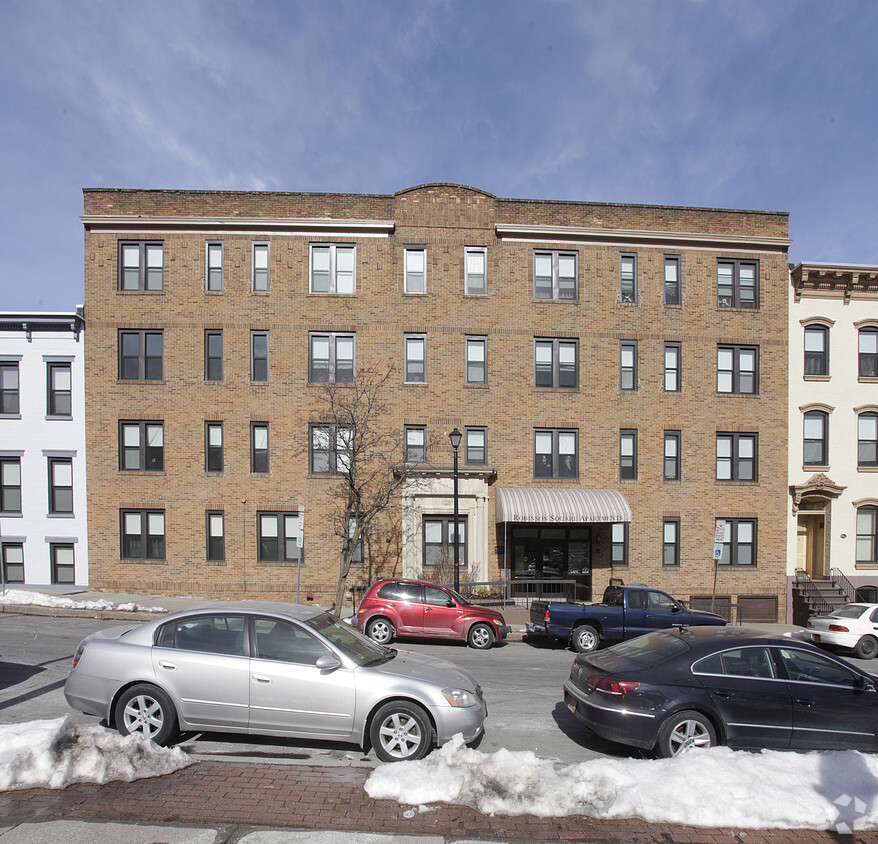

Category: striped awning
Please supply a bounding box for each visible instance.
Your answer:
[495,487,632,524]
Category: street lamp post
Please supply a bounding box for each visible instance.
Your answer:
[448,427,462,592]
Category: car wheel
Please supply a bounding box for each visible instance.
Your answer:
[468,623,495,650]
[114,684,178,746]
[366,617,395,645]
[856,635,878,660]
[370,701,433,762]
[571,625,600,653]
[655,710,717,758]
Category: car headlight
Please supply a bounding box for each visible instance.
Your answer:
[441,687,477,707]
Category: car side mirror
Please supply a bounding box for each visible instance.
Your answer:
[671,604,681,612]
[855,674,873,692]
[316,654,341,672]
[447,599,455,608]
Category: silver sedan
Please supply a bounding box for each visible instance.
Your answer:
[64,601,486,762]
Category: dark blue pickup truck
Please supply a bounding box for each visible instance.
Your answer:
[526,584,727,652]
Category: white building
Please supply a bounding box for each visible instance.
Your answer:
[788,263,878,622]
[0,311,88,587]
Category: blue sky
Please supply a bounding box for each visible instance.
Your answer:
[2,0,877,311]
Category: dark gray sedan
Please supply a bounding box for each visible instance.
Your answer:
[64,601,487,762]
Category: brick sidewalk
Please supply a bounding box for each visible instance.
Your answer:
[0,760,876,844]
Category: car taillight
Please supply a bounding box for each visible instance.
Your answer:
[587,676,639,695]
[72,644,85,668]
[544,609,551,623]
[829,624,850,632]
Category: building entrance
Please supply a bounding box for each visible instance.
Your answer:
[510,525,591,597]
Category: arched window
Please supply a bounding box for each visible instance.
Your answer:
[859,327,878,377]
[859,412,878,468]
[803,410,828,466]
[804,324,829,376]
[857,506,878,565]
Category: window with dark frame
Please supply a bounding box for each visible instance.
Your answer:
[620,342,637,391]
[664,430,681,481]
[206,242,224,292]
[465,247,487,295]
[51,543,75,585]
[310,244,355,294]
[535,338,577,389]
[207,511,225,562]
[251,331,269,382]
[620,253,637,303]
[120,421,164,471]
[620,429,637,480]
[404,425,426,463]
[47,362,72,416]
[205,422,223,472]
[716,518,756,566]
[717,259,758,309]
[404,246,426,293]
[2,543,24,583]
[717,345,758,394]
[119,330,163,381]
[716,432,758,481]
[252,242,270,292]
[205,330,223,381]
[534,250,578,300]
[423,515,467,569]
[803,411,828,467]
[534,428,578,479]
[804,324,829,376]
[664,342,681,392]
[0,457,22,513]
[857,506,878,565]
[121,509,165,560]
[119,241,163,291]
[859,412,878,468]
[859,327,878,377]
[258,511,301,563]
[466,336,487,385]
[309,332,355,383]
[310,424,352,475]
[348,517,364,565]
[465,427,487,465]
[611,523,628,566]
[251,422,269,474]
[664,256,681,306]
[663,518,680,566]
[404,334,426,383]
[0,362,19,414]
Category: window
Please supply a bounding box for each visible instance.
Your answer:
[534,250,577,300]
[857,506,878,565]
[0,362,19,414]
[717,259,758,309]
[251,422,269,474]
[404,246,426,293]
[859,327,878,377]
[205,422,223,472]
[120,421,164,471]
[717,345,758,394]
[348,517,364,565]
[206,242,224,292]
[465,427,487,465]
[206,511,225,562]
[535,339,578,389]
[309,333,354,383]
[405,425,426,463]
[611,523,628,566]
[534,429,578,478]
[2,543,24,583]
[424,515,467,569]
[119,241,163,291]
[859,413,878,468]
[716,518,756,566]
[252,242,270,292]
[51,544,75,585]
[47,362,72,416]
[157,614,246,655]
[620,429,637,480]
[620,253,637,303]
[0,457,22,512]
[804,325,829,376]
[121,509,165,560]
[258,512,301,563]
[310,244,355,294]
[251,331,269,382]
[404,334,426,383]
[310,424,352,475]
[664,430,681,481]
[716,433,757,481]
[119,330,163,381]
[664,343,681,392]
[664,256,681,306]
[803,411,828,467]
[465,247,487,295]
[663,518,680,566]
[620,342,637,391]
[205,330,223,381]
[466,336,487,385]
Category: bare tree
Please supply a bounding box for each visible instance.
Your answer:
[313,366,427,612]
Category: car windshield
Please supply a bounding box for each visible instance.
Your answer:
[445,587,471,606]
[604,630,690,666]
[830,604,870,619]
[304,612,391,665]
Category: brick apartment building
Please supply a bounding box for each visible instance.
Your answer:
[82,183,790,620]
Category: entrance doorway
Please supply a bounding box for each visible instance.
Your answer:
[510,525,591,597]
[796,512,826,578]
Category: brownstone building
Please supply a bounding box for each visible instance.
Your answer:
[82,183,790,620]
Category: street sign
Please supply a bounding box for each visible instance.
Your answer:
[713,519,728,561]
[297,506,304,548]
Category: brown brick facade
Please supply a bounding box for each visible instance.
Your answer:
[83,183,790,619]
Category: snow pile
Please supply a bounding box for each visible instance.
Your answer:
[366,734,878,830]
[0,717,193,790]
[0,589,166,613]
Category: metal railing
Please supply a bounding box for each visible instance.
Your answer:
[830,568,857,603]
[445,578,590,609]
[793,568,834,615]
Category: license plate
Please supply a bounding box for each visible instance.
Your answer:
[812,634,821,642]
[566,695,577,714]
